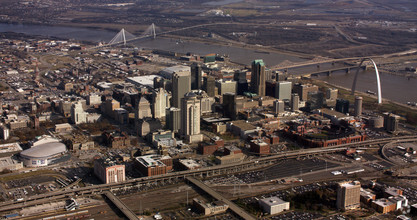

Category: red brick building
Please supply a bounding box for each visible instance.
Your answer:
[134,154,172,176]
[250,139,270,155]
[94,158,125,184]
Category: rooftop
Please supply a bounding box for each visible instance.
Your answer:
[339,180,361,188]
[179,159,201,169]
[259,196,288,207]
[135,154,166,168]
[127,75,161,88]
[252,59,265,66]
[373,198,394,207]
[0,143,23,154]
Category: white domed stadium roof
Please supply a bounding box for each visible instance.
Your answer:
[20,142,66,159]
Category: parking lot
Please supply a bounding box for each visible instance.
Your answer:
[270,211,322,220]
[233,159,339,184]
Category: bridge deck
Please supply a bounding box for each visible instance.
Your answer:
[103,191,138,220]
[186,177,256,220]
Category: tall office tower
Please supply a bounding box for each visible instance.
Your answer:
[307,91,324,110]
[265,69,274,81]
[152,88,168,119]
[265,80,276,97]
[216,79,237,95]
[135,97,152,120]
[71,102,87,124]
[336,181,361,211]
[166,107,181,132]
[234,70,247,81]
[191,63,202,90]
[354,96,363,116]
[291,93,299,111]
[275,81,292,100]
[223,93,237,120]
[251,59,266,97]
[181,92,203,143]
[293,83,319,101]
[237,80,249,95]
[336,99,350,114]
[273,99,285,114]
[203,76,216,97]
[172,71,191,108]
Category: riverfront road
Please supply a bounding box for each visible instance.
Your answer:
[186,177,256,220]
[0,136,416,213]
[103,191,138,220]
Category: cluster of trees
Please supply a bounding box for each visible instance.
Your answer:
[287,188,335,212]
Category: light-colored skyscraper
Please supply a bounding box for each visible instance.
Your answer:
[291,94,299,111]
[172,70,191,108]
[181,92,203,143]
[71,102,87,124]
[336,181,361,211]
[275,81,292,100]
[152,88,168,119]
[251,59,266,97]
[0,124,9,140]
[136,97,152,120]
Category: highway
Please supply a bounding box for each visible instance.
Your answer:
[103,191,138,220]
[0,136,416,213]
[186,177,256,220]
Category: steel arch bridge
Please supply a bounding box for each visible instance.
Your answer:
[351,58,382,104]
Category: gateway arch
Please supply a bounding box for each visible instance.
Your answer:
[351,58,382,104]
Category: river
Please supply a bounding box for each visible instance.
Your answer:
[316,69,417,104]
[0,23,305,66]
[1,23,415,104]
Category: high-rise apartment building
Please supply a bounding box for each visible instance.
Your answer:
[383,112,400,133]
[251,59,266,97]
[181,92,203,143]
[336,181,361,211]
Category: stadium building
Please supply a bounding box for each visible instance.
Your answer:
[20,139,67,167]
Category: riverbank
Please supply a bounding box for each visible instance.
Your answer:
[311,79,417,126]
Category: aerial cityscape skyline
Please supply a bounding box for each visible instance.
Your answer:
[0,0,416,219]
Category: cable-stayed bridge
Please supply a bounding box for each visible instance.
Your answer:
[92,22,235,49]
